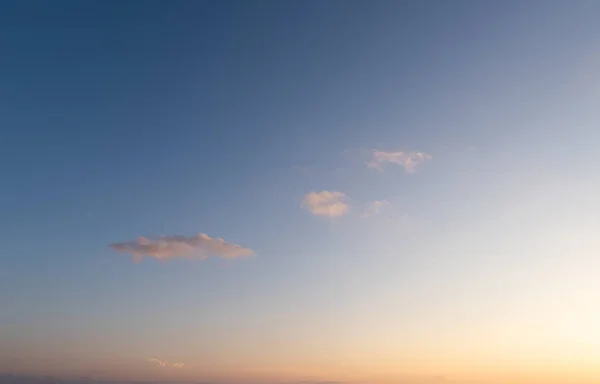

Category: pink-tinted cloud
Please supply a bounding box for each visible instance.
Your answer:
[360,200,391,218]
[367,150,432,173]
[302,191,349,217]
[148,358,184,368]
[110,233,254,262]
[147,358,168,367]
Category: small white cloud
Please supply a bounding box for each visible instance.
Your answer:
[148,358,169,367]
[367,150,432,173]
[361,200,391,218]
[148,358,184,368]
[302,191,349,217]
[110,233,254,262]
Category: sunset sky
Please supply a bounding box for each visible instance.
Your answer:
[2,1,600,384]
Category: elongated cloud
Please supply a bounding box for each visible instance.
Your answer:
[110,233,254,262]
[367,150,431,173]
[302,191,349,217]
[361,200,391,218]
[148,358,184,368]
[148,358,168,367]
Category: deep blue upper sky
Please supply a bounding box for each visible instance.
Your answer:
[2,1,600,382]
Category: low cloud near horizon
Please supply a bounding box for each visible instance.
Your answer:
[367,150,432,173]
[110,233,254,262]
[302,191,349,217]
[147,358,184,368]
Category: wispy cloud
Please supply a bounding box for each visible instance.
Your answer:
[110,233,254,262]
[360,200,391,218]
[147,358,168,367]
[302,191,349,217]
[367,150,432,173]
[148,358,184,368]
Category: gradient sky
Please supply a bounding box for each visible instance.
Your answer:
[2,1,600,384]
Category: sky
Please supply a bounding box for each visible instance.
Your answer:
[2,1,600,383]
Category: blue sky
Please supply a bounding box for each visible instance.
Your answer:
[2,1,600,383]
